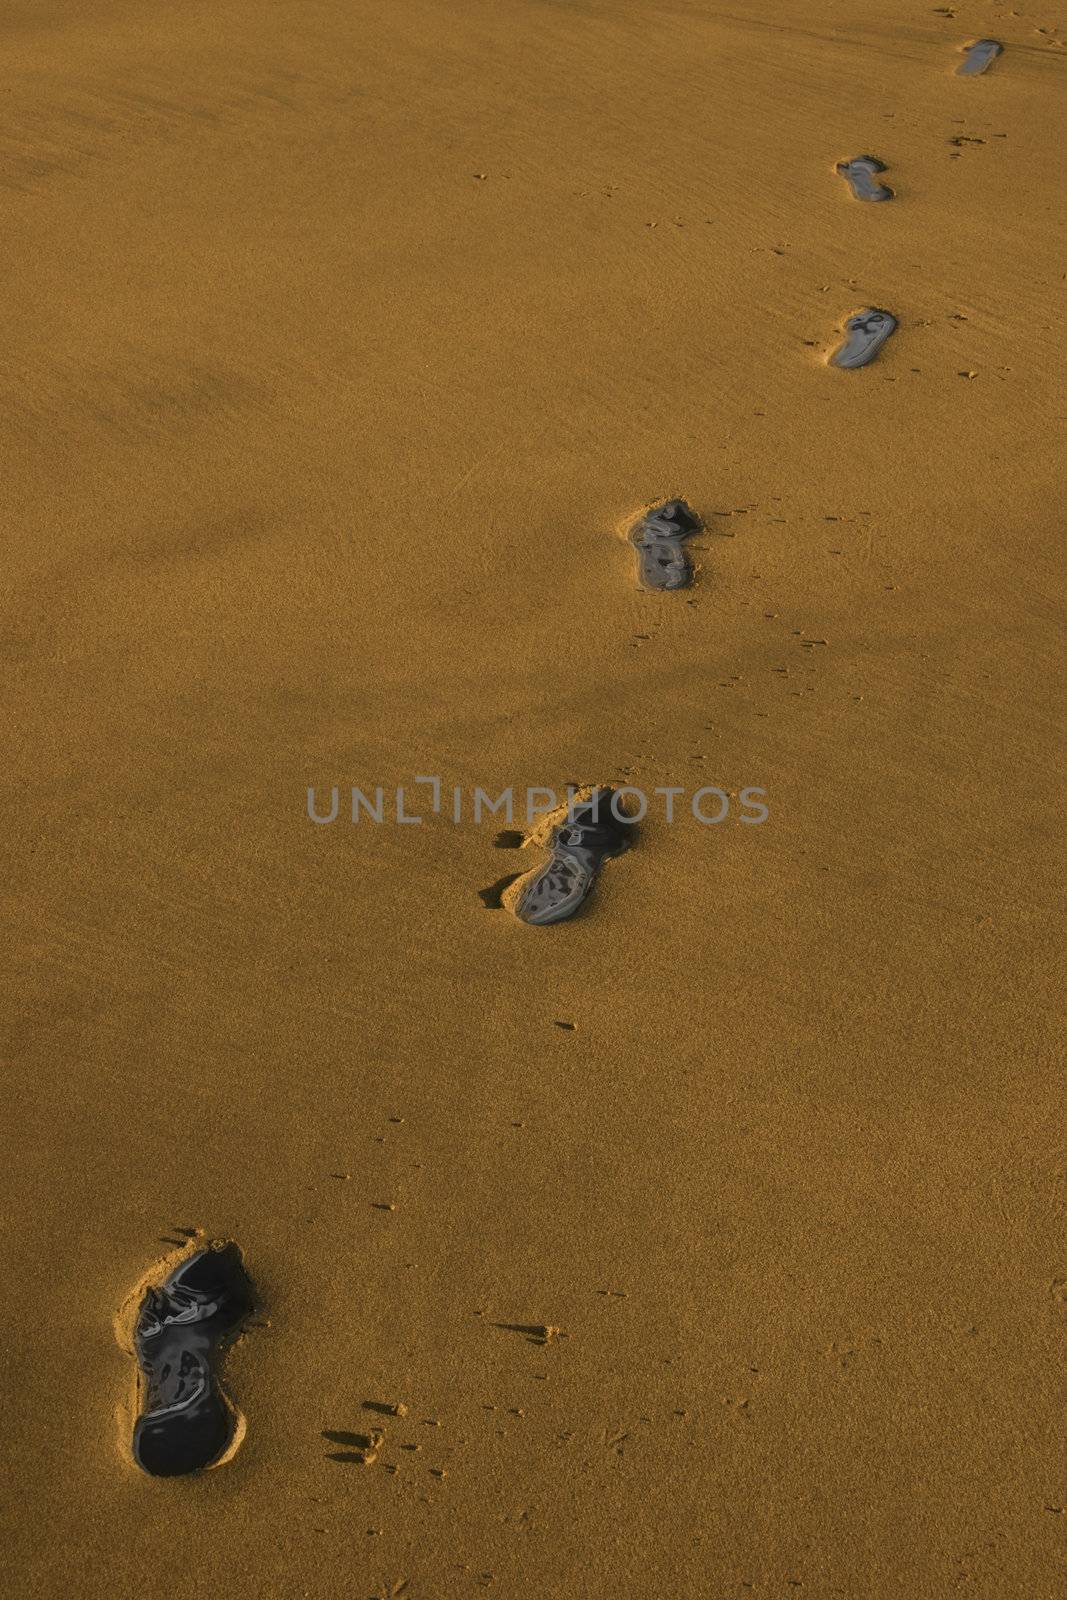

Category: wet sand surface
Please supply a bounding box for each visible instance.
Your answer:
[4,0,1065,1595]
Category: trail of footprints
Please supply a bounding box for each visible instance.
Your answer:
[489,32,1004,926]
[119,34,1006,1478]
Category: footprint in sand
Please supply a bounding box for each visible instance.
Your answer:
[835,156,893,202]
[956,39,1002,76]
[129,1242,255,1476]
[626,499,702,591]
[505,788,637,926]
[829,308,897,369]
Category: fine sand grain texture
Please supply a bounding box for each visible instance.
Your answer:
[3,1,1065,1596]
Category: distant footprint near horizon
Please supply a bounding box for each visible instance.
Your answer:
[957,39,1002,76]
[829,308,897,369]
[836,156,893,202]
[129,1242,255,1477]
[506,789,637,926]
[626,499,702,591]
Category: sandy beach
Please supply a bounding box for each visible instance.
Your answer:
[4,0,1065,1594]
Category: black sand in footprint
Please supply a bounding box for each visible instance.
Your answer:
[836,156,893,202]
[957,39,1002,76]
[506,788,637,926]
[626,499,702,591]
[830,308,897,369]
[131,1242,255,1476]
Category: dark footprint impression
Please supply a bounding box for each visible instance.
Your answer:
[626,499,702,591]
[829,308,897,369]
[505,788,637,927]
[836,156,893,202]
[957,39,1002,76]
[131,1243,255,1477]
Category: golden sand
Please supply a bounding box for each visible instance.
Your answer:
[4,1,1064,1593]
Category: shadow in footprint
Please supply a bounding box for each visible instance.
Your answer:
[830,308,897,369]
[836,155,893,201]
[130,1242,256,1477]
[508,788,639,927]
[957,39,1002,75]
[626,499,702,591]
